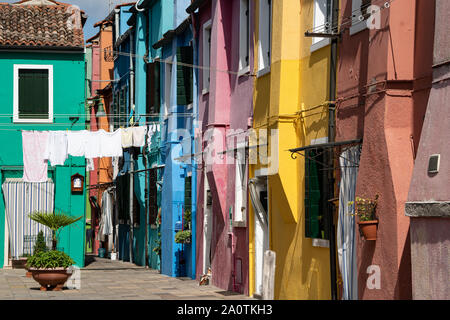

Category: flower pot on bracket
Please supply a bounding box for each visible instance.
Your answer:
[358,220,378,240]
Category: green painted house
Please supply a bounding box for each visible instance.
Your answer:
[0,1,88,268]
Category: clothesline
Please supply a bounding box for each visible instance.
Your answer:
[21,126,157,183]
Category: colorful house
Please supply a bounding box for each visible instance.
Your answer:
[85,18,115,256]
[336,0,434,299]
[406,0,450,300]
[0,0,87,268]
[187,0,254,294]
[152,0,195,278]
[249,0,336,299]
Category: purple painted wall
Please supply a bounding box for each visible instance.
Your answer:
[410,218,450,299]
[195,0,254,294]
[406,0,450,300]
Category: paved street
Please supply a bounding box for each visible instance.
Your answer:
[0,255,252,300]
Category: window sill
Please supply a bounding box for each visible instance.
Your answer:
[349,21,367,36]
[238,66,251,78]
[257,66,271,78]
[310,38,331,53]
[312,238,329,248]
[13,118,53,124]
[233,220,247,228]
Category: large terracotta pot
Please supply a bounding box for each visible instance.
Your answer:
[29,268,71,291]
[358,220,379,240]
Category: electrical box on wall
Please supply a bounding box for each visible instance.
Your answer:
[428,154,440,174]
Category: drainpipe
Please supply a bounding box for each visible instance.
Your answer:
[189,12,198,280]
[144,10,150,268]
[128,29,135,264]
[115,9,120,42]
[327,0,339,300]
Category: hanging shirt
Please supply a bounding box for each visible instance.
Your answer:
[121,128,133,148]
[43,131,68,166]
[100,128,123,158]
[132,126,147,147]
[85,130,104,159]
[67,130,89,157]
[86,158,95,171]
[112,157,120,180]
[119,149,131,175]
[22,131,49,183]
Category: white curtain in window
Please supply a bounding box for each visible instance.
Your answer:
[337,146,360,300]
[2,178,54,259]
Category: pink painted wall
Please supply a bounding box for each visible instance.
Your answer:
[336,0,434,299]
[195,0,253,295]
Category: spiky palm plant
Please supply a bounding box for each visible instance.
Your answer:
[29,211,83,250]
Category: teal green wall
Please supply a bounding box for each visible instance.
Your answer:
[0,51,86,268]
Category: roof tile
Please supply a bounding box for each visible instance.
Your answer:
[0,2,84,49]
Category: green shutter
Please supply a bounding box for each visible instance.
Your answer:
[176,46,193,106]
[184,176,192,211]
[305,149,321,238]
[18,69,49,119]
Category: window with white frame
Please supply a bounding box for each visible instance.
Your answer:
[311,0,332,52]
[239,0,250,75]
[234,144,248,227]
[350,0,371,35]
[164,57,172,119]
[257,0,271,76]
[202,20,212,94]
[14,65,53,123]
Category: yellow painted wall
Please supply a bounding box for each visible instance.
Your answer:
[250,0,333,300]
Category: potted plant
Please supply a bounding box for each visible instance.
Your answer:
[175,230,192,244]
[354,195,379,240]
[174,209,192,244]
[25,230,48,278]
[26,250,75,291]
[26,210,82,290]
[29,210,83,250]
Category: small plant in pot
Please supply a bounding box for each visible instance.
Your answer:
[26,210,82,291]
[26,250,74,291]
[25,230,48,278]
[354,195,379,240]
[175,230,192,244]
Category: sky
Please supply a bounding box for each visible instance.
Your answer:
[3,0,131,41]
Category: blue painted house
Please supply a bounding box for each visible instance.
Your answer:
[152,0,197,278]
[0,1,88,268]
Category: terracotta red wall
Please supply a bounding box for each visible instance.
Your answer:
[336,0,434,299]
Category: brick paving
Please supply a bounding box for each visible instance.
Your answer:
[0,255,253,300]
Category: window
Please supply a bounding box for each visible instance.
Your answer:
[257,0,271,76]
[147,61,161,115]
[239,0,251,75]
[311,0,332,52]
[304,148,329,240]
[234,151,248,227]
[350,0,371,35]
[14,65,53,123]
[119,88,127,127]
[202,20,212,94]
[113,92,120,130]
[177,46,193,105]
[164,59,172,118]
[184,176,192,216]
